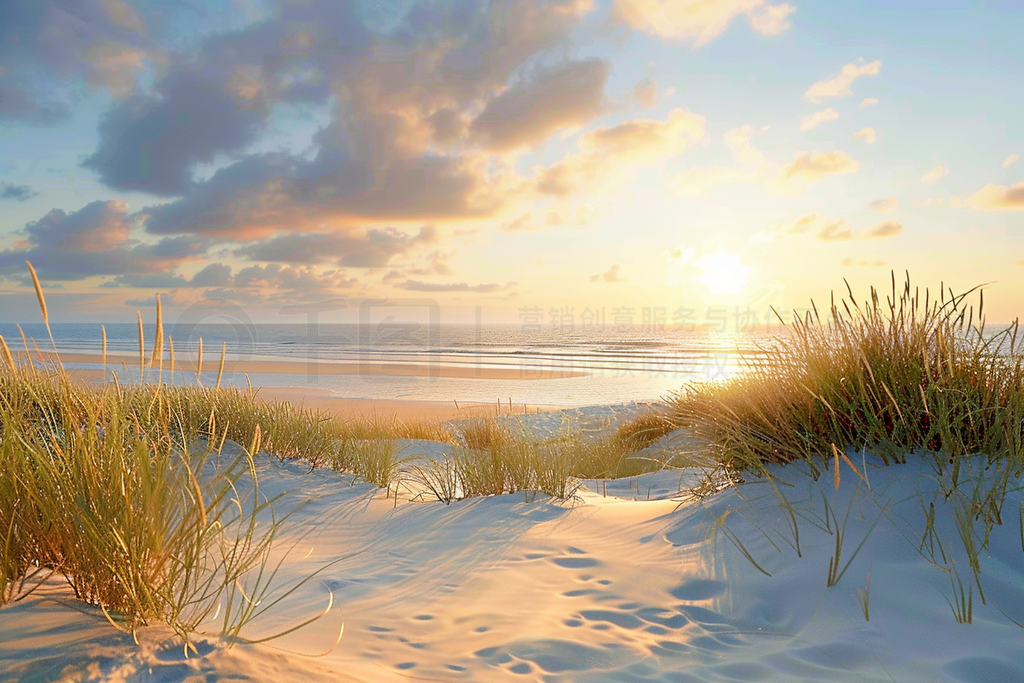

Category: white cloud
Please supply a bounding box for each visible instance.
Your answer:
[670,167,757,196]
[869,197,897,214]
[921,166,949,185]
[723,124,766,167]
[805,60,882,103]
[780,151,859,186]
[841,257,885,267]
[859,97,879,108]
[800,107,839,131]
[1002,153,1020,169]
[536,108,706,197]
[590,263,627,283]
[752,213,900,242]
[610,0,795,48]
[956,182,1024,212]
[851,127,876,144]
[865,220,902,238]
[746,3,796,35]
[632,78,657,108]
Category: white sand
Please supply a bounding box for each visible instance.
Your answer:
[3,406,1024,681]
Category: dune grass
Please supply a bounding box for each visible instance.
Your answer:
[1,264,682,640]
[670,274,1024,618]
[614,407,676,452]
[415,414,684,504]
[670,274,1024,475]
[0,361,281,642]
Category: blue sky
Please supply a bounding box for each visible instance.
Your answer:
[0,0,1021,325]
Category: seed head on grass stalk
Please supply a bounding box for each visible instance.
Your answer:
[151,294,164,384]
[0,336,14,368]
[137,312,145,382]
[26,261,63,374]
[215,343,226,390]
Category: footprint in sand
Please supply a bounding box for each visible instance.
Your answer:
[669,578,727,601]
[551,556,600,569]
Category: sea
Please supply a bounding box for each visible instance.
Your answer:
[0,322,778,407]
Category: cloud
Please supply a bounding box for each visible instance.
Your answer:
[0,199,210,282]
[753,213,899,242]
[470,59,610,151]
[232,263,355,291]
[123,0,597,237]
[800,108,839,131]
[781,150,859,186]
[500,213,537,232]
[859,97,879,108]
[852,126,876,144]
[0,75,71,124]
[0,182,38,201]
[632,78,657,108]
[189,263,234,288]
[841,257,884,267]
[670,167,756,197]
[25,200,134,252]
[589,263,626,283]
[235,226,438,268]
[921,166,949,185]
[0,0,156,124]
[610,0,795,47]
[661,244,695,262]
[865,220,902,238]
[805,60,882,103]
[536,108,706,196]
[750,215,806,242]
[817,220,853,241]
[869,197,897,214]
[746,2,797,35]
[723,124,767,167]
[81,2,390,196]
[1002,154,1020,169]
[396,280,508,293]
[957,182,1024,212]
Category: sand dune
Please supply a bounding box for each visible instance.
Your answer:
[3,409,1024,681]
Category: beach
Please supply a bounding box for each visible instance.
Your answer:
[4,288,1024,682]
[3,411,1024,682]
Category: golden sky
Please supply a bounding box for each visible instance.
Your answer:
[0,0,1022,325]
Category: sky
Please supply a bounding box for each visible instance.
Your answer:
[0,0,1022,328]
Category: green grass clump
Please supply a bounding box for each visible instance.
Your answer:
[613,408,676,452]
[0,263,693,641]
[0,364,280,642]
[670,274,1024,476]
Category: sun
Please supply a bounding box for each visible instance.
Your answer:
[696,250,751,296]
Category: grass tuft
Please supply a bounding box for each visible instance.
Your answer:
[670,274,1024,475]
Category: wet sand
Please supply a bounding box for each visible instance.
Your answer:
[53,353,588,381]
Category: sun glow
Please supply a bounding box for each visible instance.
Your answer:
[696,251,751,296]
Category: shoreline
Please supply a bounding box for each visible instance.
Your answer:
[251,386,560,421]
[52,352,588,381]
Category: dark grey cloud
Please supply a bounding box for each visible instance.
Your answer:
[0,182,39,201]
[470,59,609,151]
[235,225,438,267]
[190,263,359,305]
[396,279,510,293]
[0,199,209,281]
[188,262,233,287]
[132,0,594,235]
[0,0,155,124]
[82,1,370,196]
